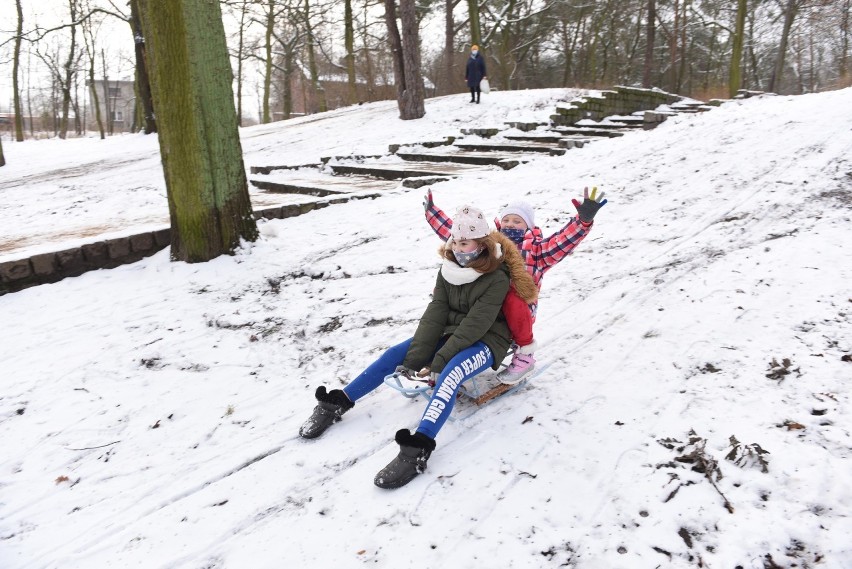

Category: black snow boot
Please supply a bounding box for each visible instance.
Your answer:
[299,386,354,439]
[374,429,436,489]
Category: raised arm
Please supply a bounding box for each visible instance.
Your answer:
[424,189,453,242]
[533,187,608,272]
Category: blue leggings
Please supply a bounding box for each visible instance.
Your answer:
[343,338,494,439]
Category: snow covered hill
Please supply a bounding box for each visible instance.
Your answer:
[1,88,850,569]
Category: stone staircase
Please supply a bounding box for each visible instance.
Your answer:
[1,86,718,295]
[246,86,715,200]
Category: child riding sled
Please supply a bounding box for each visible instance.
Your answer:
[424,187,608,383]
[299,205,538,489]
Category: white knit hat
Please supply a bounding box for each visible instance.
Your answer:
[499,201,535,229]
[451,205,490,240]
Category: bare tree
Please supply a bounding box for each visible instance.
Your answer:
[255,0,289,123]
[467,0,482,47]
[137,0,258,262]
[302,0,327,112]
[128,0,157,133]
[841,0,850,83]
[730,0,748,97]
[80,0,106,138]
[13,0,25,141]
[398,0,425,118]
[222,0,255,125]
[384,0,406,104]
[769,0,800,92]
[344,0,358,102]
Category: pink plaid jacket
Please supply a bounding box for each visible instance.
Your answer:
[425,203,593,292]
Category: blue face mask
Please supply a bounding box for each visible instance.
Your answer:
[501,227,525,244]
[453,248,481,267]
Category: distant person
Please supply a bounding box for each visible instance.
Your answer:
[299,205,538,489]
[465,44,487,104]
[424,187,608,383]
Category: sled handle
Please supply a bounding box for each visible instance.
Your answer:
[383,372,432,398]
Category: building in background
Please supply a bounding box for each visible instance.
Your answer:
[88,79,136,133]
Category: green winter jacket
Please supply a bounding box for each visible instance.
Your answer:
[402,260,512,374]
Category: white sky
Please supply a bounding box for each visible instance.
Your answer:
[1,87,851,567]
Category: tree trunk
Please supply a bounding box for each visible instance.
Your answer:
[399,0,425,119]
[344,0,358,103]
[137,0,258,263]
[444,0,454,95]
[88,56,106,139]
[498,0,518,91]
[13,0,24,142]
[235,0,248,125]
[303,0,327,112]
[0,137,6,167]
[669,0,679,92]
[467,0,481,47]
[26,51,35,137]
[59,0,79,139]
[676,0,688,93]
[282,50,294,119]
[769,0,798,93]
[130,0,157,133]
[262,0,274,123]
[81,8,105,139]
[840,0,850,84]
[384,0,406,106]
[747,11,761,89]
[729,0,747,98]
[361,6,376,101]
[101,51,113,135]
[642,0,655,87]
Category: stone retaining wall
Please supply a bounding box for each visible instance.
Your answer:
[0,194,379,296]
[550,86,682,126]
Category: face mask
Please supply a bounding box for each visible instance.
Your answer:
[501,227,525,244]
[453,248,481,267]
[471,50,478,56]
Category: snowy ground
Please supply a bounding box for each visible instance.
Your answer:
[1,88,851,569]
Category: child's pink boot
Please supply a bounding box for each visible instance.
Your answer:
[498,346,536,385]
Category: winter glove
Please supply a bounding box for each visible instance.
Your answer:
[418,367,439,387]
[572,186,608,223]
[423,189,434,212]
[394,365,419,380]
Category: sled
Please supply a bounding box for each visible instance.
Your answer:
[382,351,546,407]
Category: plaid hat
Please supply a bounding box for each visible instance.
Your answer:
[499,201,535,229]
[451,205,490,240]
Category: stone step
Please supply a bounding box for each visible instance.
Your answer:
[250,170,401,196]
[396,150,537,167]
[453,142,565,155]
[504,121,548,132]
[460,127,500,138]
[573,120,638,130]
[559,136,594,149]
[592,116,645,128]
[388,138,455,153]
[250,163,322,175]
[328,161,502,180]
[504,134,563,143]
[550,126,627,138]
